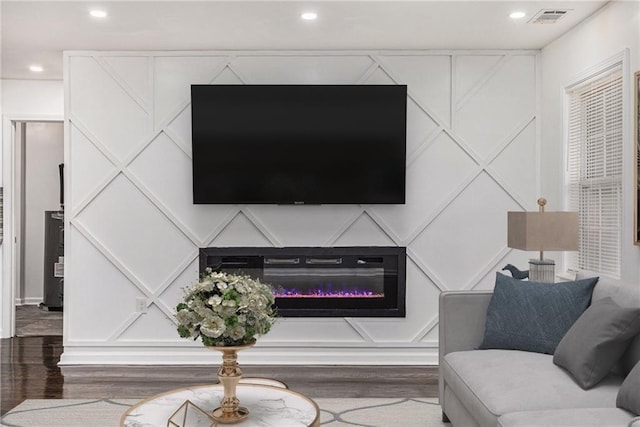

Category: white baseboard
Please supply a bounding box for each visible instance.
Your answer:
[58,345,439,366]
[15,297,43,306]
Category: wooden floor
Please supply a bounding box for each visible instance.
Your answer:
[1,335,439,416]
[14,305,62,337]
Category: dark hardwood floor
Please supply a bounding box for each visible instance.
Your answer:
[1,335,439,416]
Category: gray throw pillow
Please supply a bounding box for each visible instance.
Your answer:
[553,297,640,389]
[618,361,640,415]
[478,273,598,354]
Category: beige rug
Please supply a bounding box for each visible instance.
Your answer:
[1,397,445,426]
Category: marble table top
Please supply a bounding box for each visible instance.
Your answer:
[120,383,320,427]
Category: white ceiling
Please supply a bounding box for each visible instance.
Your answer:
[1,0,609,81]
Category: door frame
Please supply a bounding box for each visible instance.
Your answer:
[1,115,63,338]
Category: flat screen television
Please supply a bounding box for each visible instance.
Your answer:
[191,84,407,204]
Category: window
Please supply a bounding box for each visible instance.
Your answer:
[566,64,623,277]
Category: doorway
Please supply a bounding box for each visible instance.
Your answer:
[11,121,64,337]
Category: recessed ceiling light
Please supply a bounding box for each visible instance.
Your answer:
[301,12,318,21]
[29,65,44,73]
[90,9,107,18]
[510,11,526,19]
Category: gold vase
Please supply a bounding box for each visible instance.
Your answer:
[208,340,255,424]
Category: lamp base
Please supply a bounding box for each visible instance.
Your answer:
[528,259,555,283]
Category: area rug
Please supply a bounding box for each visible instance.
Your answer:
[1,397,445,426]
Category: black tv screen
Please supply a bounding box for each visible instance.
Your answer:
[191,84,407,204]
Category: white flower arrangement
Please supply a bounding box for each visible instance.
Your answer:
[175,268,277,347]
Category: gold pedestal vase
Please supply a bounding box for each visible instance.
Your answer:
[208,341,255,424]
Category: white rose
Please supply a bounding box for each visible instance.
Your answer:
[199,278,214,292]
[228,325,246,341]
[200,316,226,338]
[207,295,222,307]
[176,309,192,324]
[222,299,236,308]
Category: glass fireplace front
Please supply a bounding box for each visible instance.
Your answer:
[199,247,406,317]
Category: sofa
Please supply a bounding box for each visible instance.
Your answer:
[439,271,640,427]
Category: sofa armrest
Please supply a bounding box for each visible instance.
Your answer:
[439,290,493,359]
[438,290,493,405]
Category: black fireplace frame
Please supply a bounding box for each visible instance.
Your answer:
[199,246,406,318]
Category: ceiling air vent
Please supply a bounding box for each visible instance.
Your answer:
[529,9,571,24]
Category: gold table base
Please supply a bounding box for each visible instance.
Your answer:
[208,341,255,424]
[211,406,249,424]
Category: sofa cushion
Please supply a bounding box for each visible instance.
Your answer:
[622,335,640,376]
[497,408,635,427]
[553,297,640,389]
[617,361,640,415]
[576,271,640,375]
[577,271,640,308]
[478,273,598,354]
[442,350,623,427]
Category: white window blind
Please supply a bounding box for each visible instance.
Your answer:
[566,65,623,277]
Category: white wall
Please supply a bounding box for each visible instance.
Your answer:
[61,50,538,365]
[1,80,64,117]
[1,79,64,337]
[540,0,640,283]
[20,122,64,304]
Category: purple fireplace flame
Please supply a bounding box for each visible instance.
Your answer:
[274,286,384,299]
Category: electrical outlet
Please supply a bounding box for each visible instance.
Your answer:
[136,297,148,314]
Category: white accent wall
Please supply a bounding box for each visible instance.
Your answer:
[61,50,538,365]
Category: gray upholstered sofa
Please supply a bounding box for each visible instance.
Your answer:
[439,271,640,427]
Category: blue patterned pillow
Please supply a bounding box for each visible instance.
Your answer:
[478,273,598,354]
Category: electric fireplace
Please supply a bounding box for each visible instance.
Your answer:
[199,247,406,317]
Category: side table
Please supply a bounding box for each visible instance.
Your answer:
[120,383,320,426]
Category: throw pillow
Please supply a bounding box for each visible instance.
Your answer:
[478,273,598,354]
[553,297,640,389]
[618,361,640,415]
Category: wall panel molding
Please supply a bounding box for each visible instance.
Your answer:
[64,50,539,365]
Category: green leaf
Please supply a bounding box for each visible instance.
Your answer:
[177,325,191,338]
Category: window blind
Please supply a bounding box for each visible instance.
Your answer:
[566,65,623,277]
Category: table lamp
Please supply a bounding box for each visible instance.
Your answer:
[507,198,578,283]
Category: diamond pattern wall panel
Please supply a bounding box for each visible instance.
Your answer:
[102,56,153,110]
[68,56,151,162]
[68,123,116,209]
[455,55,504,105]
[246,205,362,247]
[410,172,522,289]
[231,55,374,84]
[332,213,397,247]
[128,132,236,243]
[66,228,148,340]
[154,56,229,130]
[372,130,478,242]
[156,259,199,315]
[405,98,441,159]
[377,55,452,127]
[74,175,195,293]
[117,306,182,342]
[165,105,193,157]
[209,212,275,247]
[456,55,536,159]
[490,120,538,204]
[66,51,538,364]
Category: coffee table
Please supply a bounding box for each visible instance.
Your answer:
[120,382,320,426]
